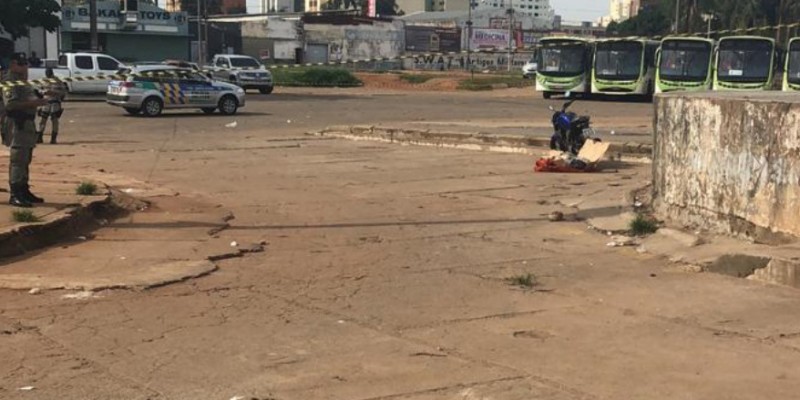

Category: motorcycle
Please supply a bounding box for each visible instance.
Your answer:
[548,97,598,155]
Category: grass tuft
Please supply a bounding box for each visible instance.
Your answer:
[506,273,537,288]
[76,182,98,196]
[12,210,39,223]
[629,214,659,236]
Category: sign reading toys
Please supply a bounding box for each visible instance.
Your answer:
[62,2,189,27]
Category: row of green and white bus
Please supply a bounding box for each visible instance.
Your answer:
[535,35,800,98]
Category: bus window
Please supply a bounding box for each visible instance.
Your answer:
[718,39,773,82]
[596,41,643,81]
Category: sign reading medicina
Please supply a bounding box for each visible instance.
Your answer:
[62,0,189,35]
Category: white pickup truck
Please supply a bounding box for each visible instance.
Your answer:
[28,52,125,94]
[210,54,274,94]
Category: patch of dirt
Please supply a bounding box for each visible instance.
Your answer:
[356,73,463,91]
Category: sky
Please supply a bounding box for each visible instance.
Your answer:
[549,0,609,23]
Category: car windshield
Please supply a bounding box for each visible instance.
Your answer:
[717,39,773,83]
[659,40,712,82]
[536,41,586,77]
[595,41,643,81]
[788,42,800,84]
[230,58,261,68]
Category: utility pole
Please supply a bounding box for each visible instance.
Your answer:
[674,0,680,34]
[507,0,513,72]
[466,0,472,75]
[89,0,98,51]
[197,0,204,66]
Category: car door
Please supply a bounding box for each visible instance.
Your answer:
[71,55,96,93]
[183,72,215,107]
[214,58,230,81]
[97,55,122,92]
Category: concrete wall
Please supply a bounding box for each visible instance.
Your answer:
[402,51,533,71]
[653,92,800,238]
[241,18,302,62]
[305,21,405,62]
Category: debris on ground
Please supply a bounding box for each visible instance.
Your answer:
[606,235,639,247]
[28,288,41,295]
[61,291,98,300]
[535,141,610,173]
[548,211,565,222]
[225,121,238,129]
[239,242,267,254]
[18,386,35,391]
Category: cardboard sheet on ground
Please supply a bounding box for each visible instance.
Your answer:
[577,140,610,163]
[534,140,610,173]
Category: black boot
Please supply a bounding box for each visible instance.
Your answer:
[36,132,44,144]
[9,185,32,208]
[22,184,44,204]
[50,132,58,144]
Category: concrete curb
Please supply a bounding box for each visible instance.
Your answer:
[0,191,117,259]
[310,125,653,158]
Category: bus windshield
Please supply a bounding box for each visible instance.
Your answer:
[595,41,643,81]
[788,41,800,84]
[717,39,773,83]
[536,41,586,77]
[659,40,712,82]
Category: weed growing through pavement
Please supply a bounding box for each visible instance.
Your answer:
[630,214,658,236]
[76,182,98,196]
[507,273,537,288]
[12,210,39,223]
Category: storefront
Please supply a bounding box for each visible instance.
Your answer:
[60,0,190,62]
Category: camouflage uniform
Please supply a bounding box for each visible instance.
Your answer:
[3,72,41,206]
[36,81,67,144]
[0,70,9,146]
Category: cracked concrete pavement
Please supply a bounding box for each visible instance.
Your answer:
[1,88,799,399]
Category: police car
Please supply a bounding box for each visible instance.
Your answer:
[106,65,246,117]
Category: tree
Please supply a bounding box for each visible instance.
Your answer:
[606,3,671,36]
[0,0,61,40]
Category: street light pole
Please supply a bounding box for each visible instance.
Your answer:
[701,13,715,38]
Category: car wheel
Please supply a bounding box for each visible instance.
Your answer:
[142,97,163,117]
[201,107,216,115]
[124,107,141,115]
[542,91,552,99]
[218,95,238,116]
[259,86,274,95]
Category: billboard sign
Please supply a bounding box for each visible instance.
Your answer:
[405,26,461,53]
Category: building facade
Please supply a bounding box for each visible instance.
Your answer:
[397,0,444,14]
[599,0,641,26]
[474,0,555,22]
[60,0,190,62]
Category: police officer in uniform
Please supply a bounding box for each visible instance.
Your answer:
[0,63,9,146]
[2,54,50,207]
[36,68,67,144]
